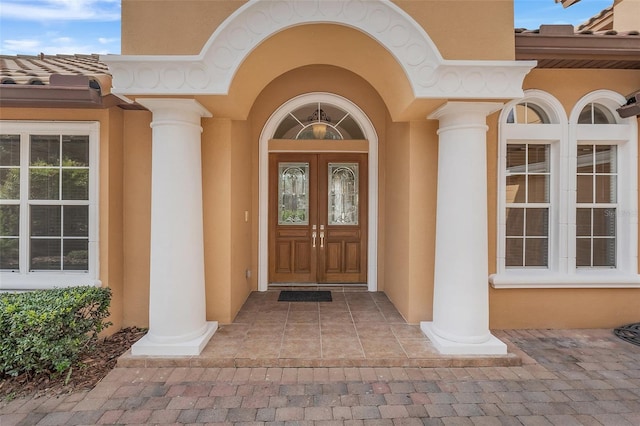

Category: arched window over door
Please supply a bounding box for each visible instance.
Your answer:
[273,102,365,140]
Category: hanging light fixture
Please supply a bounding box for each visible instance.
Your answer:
[307,106,331,139]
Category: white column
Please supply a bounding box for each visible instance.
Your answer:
[131,98,217,356]
[421,102,507,355]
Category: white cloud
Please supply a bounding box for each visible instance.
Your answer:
[0,0,120,22]
[1,35,115,55]
[2,39,42,53]
[98,37,119,45]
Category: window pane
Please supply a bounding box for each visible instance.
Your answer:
[30,168,59,200]
[576,208,591,237]
[31,205,62,237]
[506,175,525,203]
[0,168,20,199]
[63,239,88,270]
[505,208,524,236]
[30,238,61,270]
[576,175,593,203]
[592,104,615,124]
[593,208,616,237]
[62,135,89,167]
[593,238,616,267]
[595,175,616,203]
[0,205,19,236]
[528,145,549,172]
[595,145,617,173]
[62,169,89,200]
[527,175,549,203]
[576,238,591,266]
[64,206,89,237]
[0,238,19,270]
[512,103,549,124]
[278,162,309,225]
[0,135,20,166]
[30,135,60,166]
[505,238,523,267]
[329,163,358,225]
[524,238,548,267]
[525,208,548,236]
[506,144,526,169]
[576,145,593,173]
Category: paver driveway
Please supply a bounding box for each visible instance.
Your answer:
[2,328,640,425]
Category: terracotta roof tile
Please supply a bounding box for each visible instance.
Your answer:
[0,54,110,89]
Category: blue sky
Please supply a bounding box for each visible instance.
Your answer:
[0,0,613,56]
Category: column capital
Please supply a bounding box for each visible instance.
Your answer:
[428,102,503,130]
[137,98,212,127]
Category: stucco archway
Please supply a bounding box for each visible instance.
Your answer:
[258,92,379,292]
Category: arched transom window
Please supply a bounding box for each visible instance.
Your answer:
[273,102,365,140]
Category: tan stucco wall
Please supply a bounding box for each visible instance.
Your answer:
[121,0,514,60]
[383,119,439,324]
[407,120,439,323]
[202,118,233,323]
[488,68,640,329]
[120,110,152,327]
[384,121,411,317]
[613,0,640,31]
[0,106,126,333]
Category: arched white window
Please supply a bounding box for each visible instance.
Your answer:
[492,90,640,288]
[495,90,566,278]
[569,91,638,280]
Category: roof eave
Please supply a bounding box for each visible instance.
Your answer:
[515,34,640,67]
[0,85,108,109]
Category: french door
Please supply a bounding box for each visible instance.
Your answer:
[269,153,368,283]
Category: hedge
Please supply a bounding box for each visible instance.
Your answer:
[0,286,112,377]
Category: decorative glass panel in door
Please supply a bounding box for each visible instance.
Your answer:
[328,163,358,225]
[278,162,309,225]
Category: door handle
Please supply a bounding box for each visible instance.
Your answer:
[320,231,324,248]
[312,231,317,248]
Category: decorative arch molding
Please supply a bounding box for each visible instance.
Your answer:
[102,0,535,99]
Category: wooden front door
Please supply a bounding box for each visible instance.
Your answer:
[269,153,368,284]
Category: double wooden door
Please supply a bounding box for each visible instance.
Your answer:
[269,153,367,284]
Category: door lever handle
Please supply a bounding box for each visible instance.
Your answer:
[312,231,317,248]
[320,231,325,248]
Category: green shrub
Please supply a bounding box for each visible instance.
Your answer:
[0,286,112,377]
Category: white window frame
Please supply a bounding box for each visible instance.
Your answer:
[491,90,640,288]
[567,90,639,285]
[0,121,100,290]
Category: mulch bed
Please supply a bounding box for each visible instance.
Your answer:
[0,327,146,400]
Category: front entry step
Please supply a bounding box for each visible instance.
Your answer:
[118,291,521,368]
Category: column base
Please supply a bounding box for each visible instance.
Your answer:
[420,322,507,355]
[131,321,218,356]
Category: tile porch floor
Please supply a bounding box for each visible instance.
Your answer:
[118,288,520,368]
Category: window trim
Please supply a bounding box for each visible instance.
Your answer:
[0,121,100,290]
[491,90,640,288]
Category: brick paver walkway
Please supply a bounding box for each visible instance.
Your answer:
[2,328,640,425]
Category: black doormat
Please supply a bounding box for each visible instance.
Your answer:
[614,323,640,347]
[278,290,332,302]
